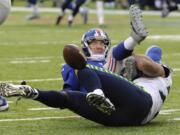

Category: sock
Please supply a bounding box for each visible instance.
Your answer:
[32,4,40,16]
[124,37,138,50]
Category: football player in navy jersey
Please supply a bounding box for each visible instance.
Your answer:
[55,0,88,26]
[0,5,172,126]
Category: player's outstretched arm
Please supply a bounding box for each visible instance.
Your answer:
[134,54,165,77]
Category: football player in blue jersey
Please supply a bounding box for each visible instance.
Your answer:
[0,5,172,125]
[0,0,11,111]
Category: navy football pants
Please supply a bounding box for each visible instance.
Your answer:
[35,66,152,126]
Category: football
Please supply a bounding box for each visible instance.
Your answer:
[63,44,87,70]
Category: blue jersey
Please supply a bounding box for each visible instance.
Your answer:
[61,42,133,92]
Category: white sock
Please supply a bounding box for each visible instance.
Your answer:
[96,1,104,25]
[177,4,180,10]
[68,15,73,21]
[32,4,40,16]
[93,89,104,96]
[59,8,64,16]
[124,37,138,50]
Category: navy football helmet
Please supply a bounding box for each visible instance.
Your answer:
[81,28,111,61]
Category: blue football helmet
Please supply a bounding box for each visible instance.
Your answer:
[81,28,111,61]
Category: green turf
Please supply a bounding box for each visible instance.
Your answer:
[0,11,179,135]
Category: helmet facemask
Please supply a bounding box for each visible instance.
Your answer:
[81,28,111,61]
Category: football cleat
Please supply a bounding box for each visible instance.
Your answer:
[0,83,39,99]
[86,89,115,115]
[0,96,9,111]
[129,5,148,43]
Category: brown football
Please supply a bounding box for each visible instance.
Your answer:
[63,44,87,70]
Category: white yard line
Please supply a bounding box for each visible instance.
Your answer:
[173,68,180,71]
[148,35,180,41]
[0,78,62,83]
[28,107,56,111]
[11,7,180,16]
[173,118,180,121]
[10,60,50,64]
[0,116,80,122]
[160,109,180,115]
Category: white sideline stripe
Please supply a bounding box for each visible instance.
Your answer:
[10,60,50,64]
[0,78,62,83]
[173,118,180,121]
[0,67,180,83]
[160,109,180,115]
[173,68,180,71]
[148,35,180,41]
[7,101,14,104]
[0,35,180,46]
[11,7,180,16]
[28,107,56,111]
[0,116,80,122]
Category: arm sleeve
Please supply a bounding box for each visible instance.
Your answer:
[112,42,133,60]
[61,64,80,90]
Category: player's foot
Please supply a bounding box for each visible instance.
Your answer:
[0,96,9,111]
[145,45,162,63]
[86,89,115,115]
[0,83,38,99]
[68,16,73,27]
[129,5,148,43]
[26,14,40,20]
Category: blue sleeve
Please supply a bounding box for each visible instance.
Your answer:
[112,42,133,60]
[61,64,80,90]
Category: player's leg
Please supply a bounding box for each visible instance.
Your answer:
[56,0,73,25]
[78,65,152,120]
[67,0,87,26]
[0,83,129,126]
[26,0,40,20]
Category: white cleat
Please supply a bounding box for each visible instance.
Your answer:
[129,5,148,43]
[0,83,38,99]
[86,89,115,115]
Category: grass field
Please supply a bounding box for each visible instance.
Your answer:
[0,8,180,135]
